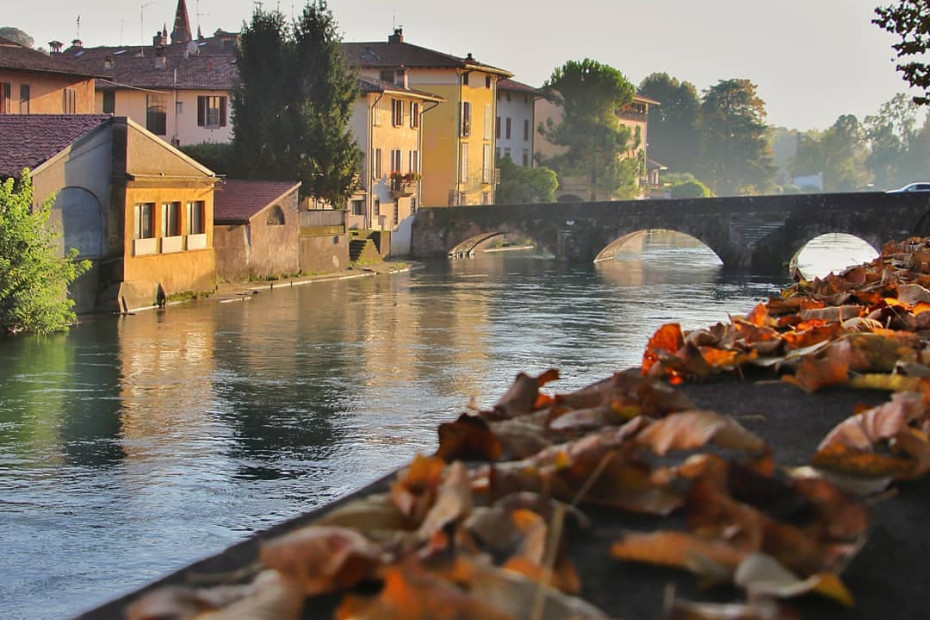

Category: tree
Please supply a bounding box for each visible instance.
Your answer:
[873,1,930,105]
[232,2,360,205]
[495,158,558,203]
[0,27,34,48]
[0,173,89,335]
[670,179,712,199]
[539,59,639,200]
[864,93,923,188]
[638,73,702,174]
[699,79,776,196]
[792,115,870,192]
[180,142,234,175]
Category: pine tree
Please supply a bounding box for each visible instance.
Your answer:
[232,2,360,205]
[0,173,89,335]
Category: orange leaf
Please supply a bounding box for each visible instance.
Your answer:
[611,530,746,573]
[788,355,849,393]
[642,323,684,375]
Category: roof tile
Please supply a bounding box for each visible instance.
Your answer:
[0,115,112,178]
[213,179,301,224]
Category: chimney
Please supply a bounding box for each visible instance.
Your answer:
[71,39,83,49]
[155,46,167,69]
[153,28,168,47]
[388,27,403,44]
[49,40,63,54]
[104,55,114,69]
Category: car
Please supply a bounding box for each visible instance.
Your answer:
[888,182,930,193]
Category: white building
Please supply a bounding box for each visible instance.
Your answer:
[495,78,540,167]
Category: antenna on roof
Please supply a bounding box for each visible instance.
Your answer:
[76,14,81,40]
[140,1,154,57]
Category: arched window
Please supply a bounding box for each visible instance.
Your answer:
[266,205,285,226]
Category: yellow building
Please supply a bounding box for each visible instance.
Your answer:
[0,114,217,313]
[343,30,513,207]
[0,36,97,114]
[349,76,443,230]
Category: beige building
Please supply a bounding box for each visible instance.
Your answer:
[343,29,513,207]
[348,76,443,230]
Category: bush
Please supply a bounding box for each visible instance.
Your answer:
[670,179,712,199]
[0,173,90,335]
[180,142,235,175]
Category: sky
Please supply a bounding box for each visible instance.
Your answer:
[7,0,920,131]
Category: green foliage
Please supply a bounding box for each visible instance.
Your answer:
[670,179,712,199]
[180,142,235,175]
[0,173,90,335]
[232,1,361,205]
[539,59,639,200]
[791,115,870,192]
[638,73,702,174]
[699,79,776,196]
[495,158,558,203]
[864,93,926,188]
[873,1,930,105]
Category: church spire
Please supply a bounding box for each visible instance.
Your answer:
[170,0,193,45]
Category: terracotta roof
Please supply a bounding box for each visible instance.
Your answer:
[213,179,301,224]
[498,78,542,95]
[634,93,660,106]
[0,115,111,178]
[0,37,102,78]
[341,40,512,77]
[357,76,444,102]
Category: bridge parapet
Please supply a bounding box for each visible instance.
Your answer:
[410,192,930,275]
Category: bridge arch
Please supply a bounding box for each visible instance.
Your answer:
[447,227,556,258]
[788,233,880,279]
[593,228,727,265]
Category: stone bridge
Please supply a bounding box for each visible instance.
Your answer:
[409,192,930,274]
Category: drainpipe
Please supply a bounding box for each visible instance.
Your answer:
[419,100,441,209]
[369,91,383,229]
[455,70,467,205]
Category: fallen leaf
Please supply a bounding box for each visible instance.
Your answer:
[634,410,767,455]
[436,414,504,462]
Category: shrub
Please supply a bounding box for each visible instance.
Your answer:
[0,173,90,335]
[670,179,712,199]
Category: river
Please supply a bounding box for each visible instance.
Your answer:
[0,232,875,619]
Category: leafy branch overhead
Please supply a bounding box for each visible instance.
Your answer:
[874,0,930,105]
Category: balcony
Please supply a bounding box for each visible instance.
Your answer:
[389,172,421,199]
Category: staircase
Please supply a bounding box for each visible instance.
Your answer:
[350,238,380,264]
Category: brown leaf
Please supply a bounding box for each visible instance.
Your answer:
[635,410,767,455]
[436,414,504,462]
[417,462,473,541]
[817,392,925,451]
[259,526,383,596]
[611,530,746,574]
[488,369,560,420]
[391,454,446,522]
[786,354,849,393]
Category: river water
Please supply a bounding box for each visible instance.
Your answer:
[0,232,875,619]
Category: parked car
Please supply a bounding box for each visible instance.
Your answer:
[888,182,930,193]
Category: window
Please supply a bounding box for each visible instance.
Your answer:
[390,149,402,174]
[374,199,381,217]
[504,147,511,161]
[197,96,226,128]
[0,82,10,113]
[391,99,403,126]
[482,192,491,205]
[372,100,382,126]
[410,102,419,128]
[522,149,530,167]
[393,202,399,226]
[495,116,501,139]
[462,72,469,86]
[505,117,512,140]
[460,143,468,183]
[134,203,155,239]
[482,144,492,183]
[411,197,417,214]
[372,148,382,178]
[485,76,492,88]
[62,88,76,114]
[409,150,419,174]
[380,69,394,83]
[484,104,492,139]
[266,205,285,226]
[19,84,29,114]
[186,201,205,234]
[146,93,167,135]
[524,119,530,141]
[506,91,511,102]
[102,91,115,114]
[460,101,471,137]
[161,202,181,237]
[351,199,364,216]
[176,101,183,115]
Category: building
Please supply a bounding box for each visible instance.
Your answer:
[58,0,238,146]
[213,180,301,282]
[0,114,218,312]
[535,92,660,201]
[348,75,443,231]
[342,29,513,207]
[0,36,98,114]
[495,79,540,168]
